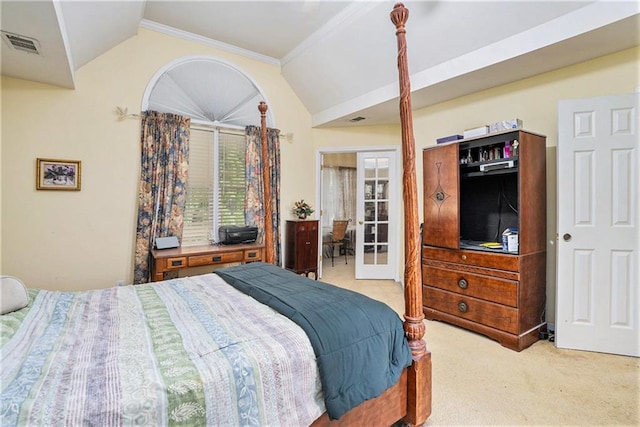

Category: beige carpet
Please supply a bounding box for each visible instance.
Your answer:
[319,257,640,426]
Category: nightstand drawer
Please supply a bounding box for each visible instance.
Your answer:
[189,251,243,267]
[165,256,187,270]
[244,249,262,262]
[423,265,517,307]
[424,287,519,334]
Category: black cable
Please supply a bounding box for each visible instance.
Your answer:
[500,177,518,214]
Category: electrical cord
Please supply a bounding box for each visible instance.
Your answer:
[494,189,502,242]
[494,177,518,242]
[500,177,518,214]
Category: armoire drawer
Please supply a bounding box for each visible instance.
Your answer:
[422,246,519,272]
[424,287,519,334]
[422,265,518,307]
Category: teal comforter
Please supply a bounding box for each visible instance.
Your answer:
[216,262,412,420]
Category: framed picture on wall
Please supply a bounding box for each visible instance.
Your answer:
[36,158,82,191]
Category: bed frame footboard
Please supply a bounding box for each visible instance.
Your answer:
[310,370,407,427]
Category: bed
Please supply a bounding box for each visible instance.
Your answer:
[1,3,431,426]
[1,264,411,426]
[1,273,325,426]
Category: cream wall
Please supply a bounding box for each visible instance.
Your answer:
[1,28,316,290]
[323,153,357,168]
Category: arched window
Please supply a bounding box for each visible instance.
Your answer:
[142,56,273,245]
[142,56,274,128]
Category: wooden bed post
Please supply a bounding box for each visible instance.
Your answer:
[259,101,275,264]
[390,3,432,425]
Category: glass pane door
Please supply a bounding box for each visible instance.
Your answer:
[356,151,398,280]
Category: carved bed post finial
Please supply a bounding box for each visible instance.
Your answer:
[390,2,426,359]
[259,101,275,264]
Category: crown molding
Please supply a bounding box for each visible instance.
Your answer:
[139,19,281,67]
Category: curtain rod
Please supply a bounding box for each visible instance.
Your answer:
[116,106,293,142]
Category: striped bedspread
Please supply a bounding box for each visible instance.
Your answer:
[1,274,325,426]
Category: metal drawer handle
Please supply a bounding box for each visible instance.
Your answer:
[212,256,222,262]
[458,301,468,313]
[458,278,468,289]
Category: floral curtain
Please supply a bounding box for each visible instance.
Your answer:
[133,111,190,284]
[245,125,282,265]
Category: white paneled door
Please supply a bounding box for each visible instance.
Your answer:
[355,151,399,280]
[556,93,639,357]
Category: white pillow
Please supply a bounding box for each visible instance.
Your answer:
[1,276,29,315]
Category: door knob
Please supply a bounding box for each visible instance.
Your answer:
[359,220,364,225]
[563,233,572,241]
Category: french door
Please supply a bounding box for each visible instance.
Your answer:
[355,151,399,280]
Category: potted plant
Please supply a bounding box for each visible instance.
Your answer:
[292,200,314,219]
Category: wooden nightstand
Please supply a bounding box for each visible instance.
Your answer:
[284,219,319,279]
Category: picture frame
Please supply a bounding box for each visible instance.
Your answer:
[36,158,81,191]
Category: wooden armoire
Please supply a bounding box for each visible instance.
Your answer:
[421,129,547,351]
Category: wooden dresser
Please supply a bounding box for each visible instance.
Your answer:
[150,243,263,282]
[285,219,319,279]
[422,129,547,351]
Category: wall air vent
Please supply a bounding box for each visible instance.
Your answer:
[1,31,40,54]
[349,116,366,122]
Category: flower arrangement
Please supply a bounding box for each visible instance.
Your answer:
[292,199,314,219]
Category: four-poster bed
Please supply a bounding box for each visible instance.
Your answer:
[0,3,431,426]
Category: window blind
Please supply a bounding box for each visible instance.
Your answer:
[217,131,246,227]
[182,128,214,245]
[182,127,246,246]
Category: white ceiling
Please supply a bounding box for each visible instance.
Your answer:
[1,1,638,127]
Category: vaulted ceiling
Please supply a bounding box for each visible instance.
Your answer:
[1,1,638,127]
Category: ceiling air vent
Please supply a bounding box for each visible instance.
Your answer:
[349,116,366,122]
[1,31,40,54]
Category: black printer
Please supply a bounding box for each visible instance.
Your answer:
[218,225,258,245]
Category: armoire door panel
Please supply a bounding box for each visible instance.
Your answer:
[422,143,459,249]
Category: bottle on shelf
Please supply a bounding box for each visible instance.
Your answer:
[504,141,512,158]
